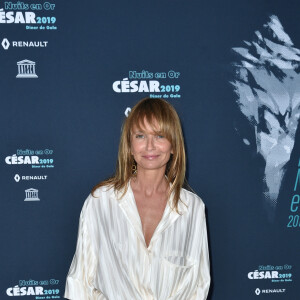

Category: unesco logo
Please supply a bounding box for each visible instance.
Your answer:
[16,60,38,78]
[255,288,261,295]
[24,188,40,201]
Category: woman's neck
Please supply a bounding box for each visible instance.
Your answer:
[131,169,169,197]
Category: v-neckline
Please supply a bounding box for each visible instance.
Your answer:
[116,181,187,251]
[128,180,172,249]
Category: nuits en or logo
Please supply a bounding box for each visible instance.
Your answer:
[255,288,261,296]
[16,59,38,78]
[24,188,40,201]
[6,278,60,297]
[2,38,10,49]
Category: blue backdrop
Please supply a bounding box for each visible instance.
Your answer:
[1,0,299,299]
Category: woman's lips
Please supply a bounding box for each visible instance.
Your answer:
[142,155,159,160]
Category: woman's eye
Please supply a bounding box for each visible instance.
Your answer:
[156,135,164,139]
[136,134,144,138]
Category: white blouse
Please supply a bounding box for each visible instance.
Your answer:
[64,183,210,300]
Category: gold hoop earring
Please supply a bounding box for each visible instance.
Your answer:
[132,162,137,175]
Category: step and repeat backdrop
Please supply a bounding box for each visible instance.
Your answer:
[0,0,299,299]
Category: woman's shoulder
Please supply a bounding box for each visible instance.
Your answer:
[81,185,115,214]
[91,184,115,199]
[180,187,205,210]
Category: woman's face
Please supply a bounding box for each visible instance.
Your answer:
[130,118,173,173]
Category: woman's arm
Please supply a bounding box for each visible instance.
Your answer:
[167,202,211,300]
[64,199,108,300]
[191,208,211,300]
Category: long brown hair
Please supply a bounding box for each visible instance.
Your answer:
[92,97,186,212]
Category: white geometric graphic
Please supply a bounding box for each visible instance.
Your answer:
[24,188,40,201]
[2,38,10,50]
[16,59,38,78]
[231,15,300,221]
[14,174,20,182]
[255,288,261,295]
[125,107,131,117]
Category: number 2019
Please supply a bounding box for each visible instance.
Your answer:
[36,17,56,24]
[160,85,180,92]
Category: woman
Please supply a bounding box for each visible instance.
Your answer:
[64,97,210,300]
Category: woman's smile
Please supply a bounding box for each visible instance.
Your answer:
[142,155,160,160]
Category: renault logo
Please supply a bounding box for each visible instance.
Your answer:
[2,38,10,50]
[14,174,20,182]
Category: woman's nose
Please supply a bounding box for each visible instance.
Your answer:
[146,136,155,151]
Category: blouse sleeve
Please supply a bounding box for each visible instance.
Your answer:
[191,206,211,300]
[64,199,108,300]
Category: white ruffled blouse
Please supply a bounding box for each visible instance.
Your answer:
[64,184,210,300]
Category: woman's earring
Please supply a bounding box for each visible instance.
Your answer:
[132,162,137,175]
